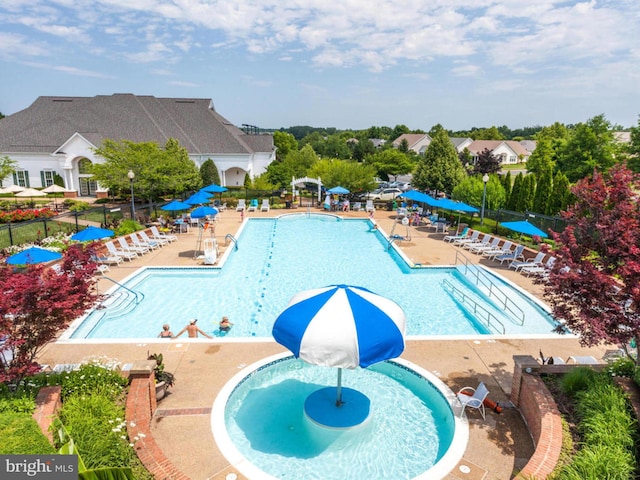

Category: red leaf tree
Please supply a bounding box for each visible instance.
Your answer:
[0,243,99,384]
[544,164,640,361]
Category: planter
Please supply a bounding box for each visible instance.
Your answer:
[155,381,167,401]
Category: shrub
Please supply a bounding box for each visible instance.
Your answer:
[115,219,145,236]
[559,366,598,396]
[0,413,56,454]
[0,395,36,414]
[603,357,636,378]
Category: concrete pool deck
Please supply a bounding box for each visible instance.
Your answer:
[37,206,609,480]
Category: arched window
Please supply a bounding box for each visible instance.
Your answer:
[78,158,92,174]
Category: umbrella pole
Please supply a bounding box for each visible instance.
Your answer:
[336,368,344,407]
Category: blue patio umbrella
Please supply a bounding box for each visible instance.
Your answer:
[161,199,191,211]
[273,284,406,406]
[184,190,213,205]
[397,190,440,207]
[327,186,350,195]
[71,226,115,242]
[435,198,479,213]
[200,184,228,194]
[501,220,548,238]
[7,247,63,265]
[190,206,219,219]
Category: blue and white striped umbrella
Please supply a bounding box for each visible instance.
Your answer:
[273,284,406,369]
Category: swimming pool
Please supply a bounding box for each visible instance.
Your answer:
[64,214,559,340]
[212,353,467,480]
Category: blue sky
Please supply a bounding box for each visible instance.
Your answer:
[1,0,638,131]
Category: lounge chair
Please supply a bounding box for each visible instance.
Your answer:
[117,236,148,255]
[236,199,246,212]
[456,382,489,420]
[520,256,556,277]
[468,236,500,254]
[444,227,469,243]
[365,200,375,212]
[261,199,270,212]
[105,240,138,261]
[91,253,121,266]
[140,229,168,246]
[509,251,546,271]
[482,240,513,260]
[150,226,177,243]
[218,202,227,212]
[352,202,362,211]
[453,230,480,246]
[566,355,598,365]
[462,233,491,250]
[494,244,525,264]
[130,232,159,250]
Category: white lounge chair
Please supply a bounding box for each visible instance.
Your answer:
[352,202,362,211]
[463,233,491,250]
[261,199,270,212]
[469,236,500,254]
[117,236,148,255]
[130,232,159,250]
[520,256,556,277]
[365,200,375,212]
[236,199,246,211]
[509,251,546,271]
[444,227,469,243]
[453,230,480,246]
[140,229,168,246]
[218,202,227,212]
[482,240,512,260]
[105,240,138,261]
[150,226,177,243]
[91,253,121,266]
[495,244,525,264]
[456,382,490,420]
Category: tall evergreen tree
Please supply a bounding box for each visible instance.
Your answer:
[546,172,571,215]
[516,174,536,212]
[532,170,552,214]
[506,173,524,211]
[200,159,220,186]
[626,115,640,173]
[412,124,465,195]
[501,171,512,204]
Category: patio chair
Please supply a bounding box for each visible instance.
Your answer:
[520,256,556,277]
[456,382,489,420]
[453,230,480,246]
[150,226,177,243]
[468,236,500,255]
[482,240,512,260]
[247,199,258,212]
[117,236,148,255]
[365,200,375,212]
[494,244,525,264]
[462,233,491,250]
[509,251,546,271]
[261,199,270,212]
[218,202,227,212]
[443,227,469,243]
[91,253,121,266]
[236,199,246,212]
[352,202,362,211]
[105,240,138,261]
[140,229,168,246]
[130,232,159,251]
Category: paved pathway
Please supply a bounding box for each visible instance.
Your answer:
[38,206,607,480]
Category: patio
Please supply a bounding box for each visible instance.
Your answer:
[37,206,608,480]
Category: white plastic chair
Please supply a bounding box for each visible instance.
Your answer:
[150,226,177,243]
[105,240,138,261]
[456,382,489,420]
[261,199,270,212]
[236,199,246,211]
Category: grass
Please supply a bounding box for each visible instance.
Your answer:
[0,413,56,454]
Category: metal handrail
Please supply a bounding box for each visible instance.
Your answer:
[454,250,525,326]
[98,276,144,304]
[225,233,239,250]
[442,278,505,334]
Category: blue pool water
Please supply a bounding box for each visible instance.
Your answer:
[67,214,558,339]
[214,355,465,480]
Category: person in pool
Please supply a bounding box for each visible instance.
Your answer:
[158,324,174,338]
[173,319,212,339]
[219,316,233,332]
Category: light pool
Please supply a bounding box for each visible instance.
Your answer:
[212,353,467,480]
[65,214,559,340]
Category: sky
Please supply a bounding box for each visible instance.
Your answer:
[1,0,639,132]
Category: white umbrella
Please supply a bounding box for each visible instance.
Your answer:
[42,184,70,193]
[15,187,47,198]
[0,185,24,194]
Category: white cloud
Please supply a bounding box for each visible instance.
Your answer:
[0,32,48,58]
[169,80,199,87]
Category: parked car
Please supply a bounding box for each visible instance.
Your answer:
[365,188,403,201]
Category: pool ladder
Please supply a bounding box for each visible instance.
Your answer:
[225,234,239,250]
[441,279,506,334]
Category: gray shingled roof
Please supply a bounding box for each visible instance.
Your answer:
[0,94,273,155]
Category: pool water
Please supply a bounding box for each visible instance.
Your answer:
[214,355,465,480]
[67,214,558,339]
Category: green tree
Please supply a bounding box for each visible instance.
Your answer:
[532,169,552,214]
[470,126,505,140]
[200,159,220,186]
[546,172,571,215]
[516,174,536,212]
[308,159,376,195]
[92,138,201,201]
[557,114,617,182]
[625,116,640,173]
[452,174,505,211]
[0,155,18,186]
[266,144,318,188]
[501,171,512,202]
[350,138,376,162]
[366,149,414,182]
[250,173,275,192]
[273,131,298,160]
[390,124,410,142]
[506,173,524,211]
[526,137,555,178]
[413,125,465,195]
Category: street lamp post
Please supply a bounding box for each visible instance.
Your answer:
[480,173,489,225]
[128,170,135,220]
